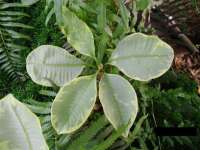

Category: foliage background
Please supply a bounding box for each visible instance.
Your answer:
[0,0,200,149]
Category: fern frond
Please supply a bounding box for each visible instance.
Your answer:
[23,98,57,149]
[45,0,54,26]
[92,125,127,150]
[67,115,109,150]
[0,1,32,80]
[25,98,52,114]
[39,89,57,97]
[40,115,51,125]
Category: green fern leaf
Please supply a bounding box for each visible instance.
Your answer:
[0,1,33,80]
[67,115,109,150]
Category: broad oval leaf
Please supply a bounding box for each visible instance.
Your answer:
[109,33,174,81]
[26,45,84,87]
[99,73,138,137]
[61,7,95,58]
[51,74,97,134]
[0,94,48,150]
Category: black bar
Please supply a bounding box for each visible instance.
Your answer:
[155,127,197,136]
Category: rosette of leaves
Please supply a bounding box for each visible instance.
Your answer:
[26,6,174,137]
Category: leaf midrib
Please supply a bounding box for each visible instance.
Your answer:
[104,76,124,125]
[69,78,95,120]
[12,105,33,150]
[28,62,84,67]
[110,54,170,61]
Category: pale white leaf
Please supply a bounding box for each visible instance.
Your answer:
[26,45,84,87]
[99,73,138,137]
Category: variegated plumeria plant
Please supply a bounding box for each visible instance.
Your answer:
[26,6,174,137]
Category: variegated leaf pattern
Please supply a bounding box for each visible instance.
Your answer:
[99,73,138,137]
[26,45,84,87]
[0,94,48,150]
[51,74,97,134]
[109,33,174,81]
[61,7,96,58]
